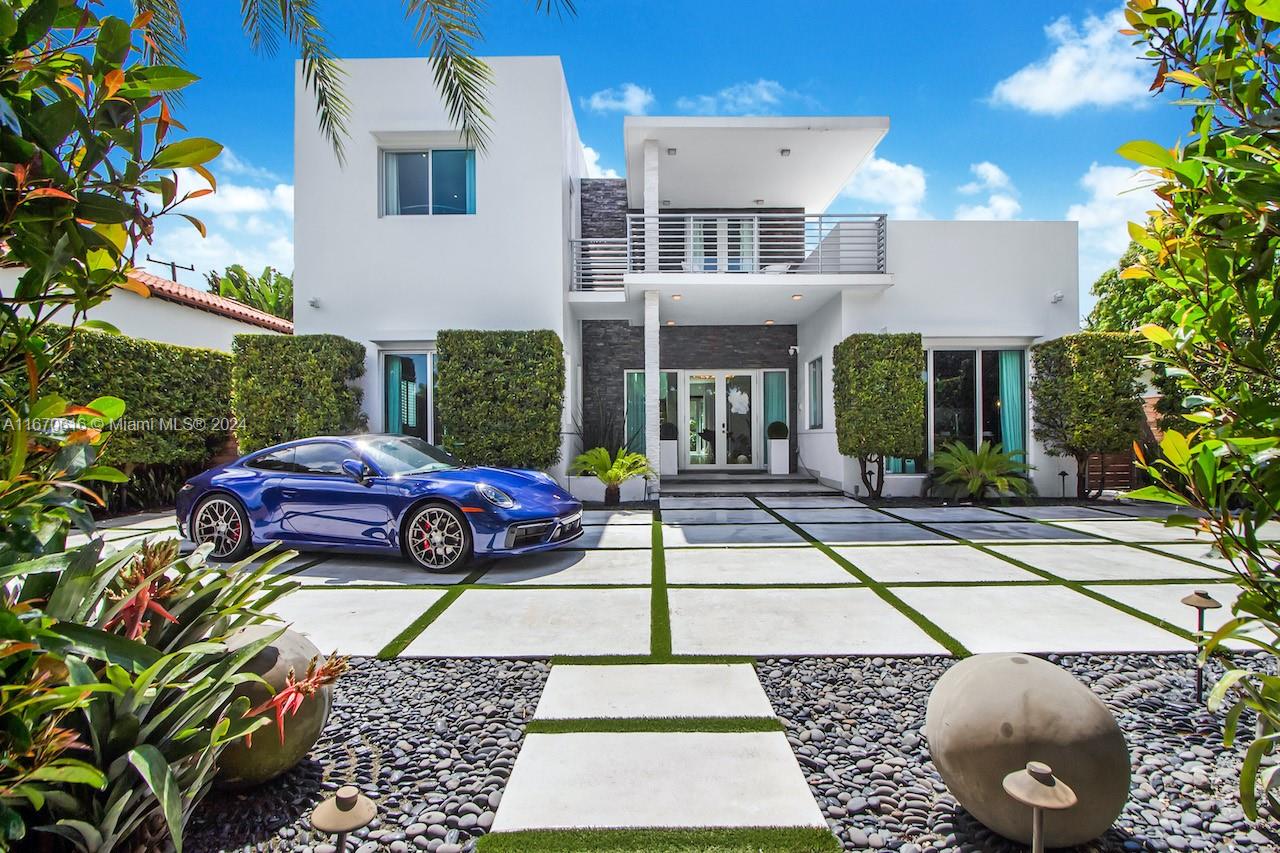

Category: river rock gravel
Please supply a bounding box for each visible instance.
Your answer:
[188,657,547,853]
[760,652,1275,852]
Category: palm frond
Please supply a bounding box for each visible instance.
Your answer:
[132,0,188,68]
[403,0,494,151]
[239,0,283,55]
[534,0,576,18]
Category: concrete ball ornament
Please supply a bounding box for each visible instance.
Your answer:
[925,653,1129,846]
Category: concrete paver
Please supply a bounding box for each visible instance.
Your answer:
[661,523,806,547]
[661,508,778,525]
[798,523,947,544]
[987,544,1225,581]
[533,664,774,719]
[836,545,1033,583]
[269,588,446,655]
[665,547,854,585]
[481,549,652,586]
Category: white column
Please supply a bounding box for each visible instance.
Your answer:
[644,290,661,484]
[643,139,659,272]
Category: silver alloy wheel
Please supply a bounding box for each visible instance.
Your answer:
[407,506,466,570]
[193,497,244,559]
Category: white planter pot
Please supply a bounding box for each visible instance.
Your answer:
[769,438,790,475]
[566,476,648,504]
[660,440,678,476]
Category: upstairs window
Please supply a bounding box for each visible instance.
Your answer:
[383,149,476,216]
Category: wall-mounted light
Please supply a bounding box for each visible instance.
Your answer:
[780,148,791,157]
[1050,290,1065,304]
[764,319,775,325]
[671,294,682,301]
[665,320,676,326]
[666,147,677,156]
[791,294,803,301]
[308,297,322,309]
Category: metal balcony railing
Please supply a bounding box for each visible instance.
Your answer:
[570,212,887,290]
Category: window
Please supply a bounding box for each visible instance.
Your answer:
[927,348,1026,456]
[932,350,977,451]
[359,436,459,475]
[807,357,823,429]
[247,448,295,472]
[292,442,354,476]
[385,352,444,444]
[623,370,678,453]
[383,150,476,216]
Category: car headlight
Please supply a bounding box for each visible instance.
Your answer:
[477,483,516,509]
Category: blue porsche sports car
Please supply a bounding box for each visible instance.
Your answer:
[175,434,582,571]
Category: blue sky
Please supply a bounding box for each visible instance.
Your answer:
[148,1,1188,319]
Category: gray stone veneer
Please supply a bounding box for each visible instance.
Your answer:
[580,179,628,239]
[580,319,798,469]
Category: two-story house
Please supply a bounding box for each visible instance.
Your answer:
[293,56,1080,497]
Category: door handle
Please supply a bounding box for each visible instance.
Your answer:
[280,488,299,499]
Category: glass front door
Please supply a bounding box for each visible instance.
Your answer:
[682,370,758,468]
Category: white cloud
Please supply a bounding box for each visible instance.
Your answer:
[143,156,294,283]
[582,83,654,115]
[954,161,1021,220]
[839,155,928,220]
[1067,161,1160,313]
[675,79,802,115]
[582,144,620,179]
[991,10,1150,115]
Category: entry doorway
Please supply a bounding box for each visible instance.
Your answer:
[681,369,788,470]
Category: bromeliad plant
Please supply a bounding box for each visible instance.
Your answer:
[571,447,652,506]
[930,441,1033,503]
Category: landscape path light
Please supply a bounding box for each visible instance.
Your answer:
[1002,761,1078,853]
[1181,589,1222,701]
[310,784,376,850]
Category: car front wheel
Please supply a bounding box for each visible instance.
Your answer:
[404,503,472,572]
[192,495,253,561]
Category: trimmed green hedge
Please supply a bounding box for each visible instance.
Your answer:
[45,327,232,467]
[232,334,366,452]
[833,333,926,498]
[1030,332,1145,496]
[436,330,565,468]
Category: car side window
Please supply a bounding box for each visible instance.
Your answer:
[247,448,295,472]
[292,442,353,476]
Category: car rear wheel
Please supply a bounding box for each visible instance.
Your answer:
[192,495,253,561]
[404,503,472,572]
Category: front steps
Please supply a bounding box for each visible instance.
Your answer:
[486,663,833,847]
[660,473,841,497]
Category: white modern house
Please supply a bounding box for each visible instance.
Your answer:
[293,56,1080,497]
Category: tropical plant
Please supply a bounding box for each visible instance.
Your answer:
[1116,0,1280,822]
[832,333,926,498]
[1029,333,1146,499]
[4,536,303,849]
[204,265,293,321]
[570,447,651,505]
[930,441,1033,502]
[134,0,576,156]
[1086,240,1172,332]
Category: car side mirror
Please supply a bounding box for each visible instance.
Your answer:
[342,459,369,484]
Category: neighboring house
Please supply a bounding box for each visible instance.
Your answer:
[293,56,1080,497]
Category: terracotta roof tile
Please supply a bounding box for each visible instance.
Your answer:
[126,269,294,334]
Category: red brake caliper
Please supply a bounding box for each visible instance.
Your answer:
[417,520,433,554]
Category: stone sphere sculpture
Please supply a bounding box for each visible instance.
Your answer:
[216,626,333,788]
[925,653,1129,847]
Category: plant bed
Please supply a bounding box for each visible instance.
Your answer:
[187,657,549,852]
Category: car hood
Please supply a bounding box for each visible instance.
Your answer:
[396,466,576,501]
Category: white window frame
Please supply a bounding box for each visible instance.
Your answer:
[380,349,439,444]
[380,149,475,217]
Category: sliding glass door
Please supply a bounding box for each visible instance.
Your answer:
[384,353,440,443]
[929,348,1025,455]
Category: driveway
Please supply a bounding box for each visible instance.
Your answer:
[74,497,1243,658]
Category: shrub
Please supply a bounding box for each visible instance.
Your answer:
[436,330,565,468]
[570,447,651,505]
[930,441,1033,502]
[767,420,789,440]
[232,334,366,452]
[833,333,926,498]
[1030,332,1144,498]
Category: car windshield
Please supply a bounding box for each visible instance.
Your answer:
[359,436,460,475]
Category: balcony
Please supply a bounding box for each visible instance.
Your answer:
[571,212,887,290]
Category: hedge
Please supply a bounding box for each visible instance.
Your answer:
[833,332,926,498]
[1030,332,1145,497]
[436,330,565,468]
[232,334,366,452]
[44,327,232,467]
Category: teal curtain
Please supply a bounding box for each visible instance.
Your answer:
[763,371,787,464]
[885,457,903,474]
[625,372,646,453]
[386,356,403,434]
[998,350,1025,455]
[465,150,477,214]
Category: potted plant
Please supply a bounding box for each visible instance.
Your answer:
[767,420,790,475]
[659,421,678,476]
[570,447,653,505]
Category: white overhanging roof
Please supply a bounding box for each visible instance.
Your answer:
[622,116,890,211]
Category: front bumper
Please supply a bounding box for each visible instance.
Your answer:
[473,508,583,556]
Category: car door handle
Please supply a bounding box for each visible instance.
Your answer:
[280,488,299,499]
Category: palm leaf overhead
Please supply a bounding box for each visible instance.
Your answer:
[131,0,578,160]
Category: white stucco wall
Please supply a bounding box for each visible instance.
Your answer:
[293,57,585,472]
[795,220,1081,498]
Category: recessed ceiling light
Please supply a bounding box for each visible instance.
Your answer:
[780,148,791,157]
[667,147,677,156]
[666,320,676,326]
[753,198,765,205]
[791,294,803,301]
[764,319,775,325]
[671,294,682,301]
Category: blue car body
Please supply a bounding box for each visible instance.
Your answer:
[175,435,583,561]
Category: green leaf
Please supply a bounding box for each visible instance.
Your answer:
[78,465,128,483]
[23,763,107,788]
[78,319,121,335]
[128,746,185,851]
[1122,485,1190,505]
[1160,430,1193,467]
[93,16,131,69]
[153,137,224,170]
[84,395,125,422]
[1246,0,1280,22]
[116,66,200,97]
[1117,139,1178,169]
[13,0,57,51]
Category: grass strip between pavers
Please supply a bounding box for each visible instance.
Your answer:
[476,827,841,853]
[526,716,784,734]
[651,508,673,658]
[374,563,489,658]
[871,508,1196,643]
[748,498,971,657]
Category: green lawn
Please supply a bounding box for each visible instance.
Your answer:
[476,827,842,853]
